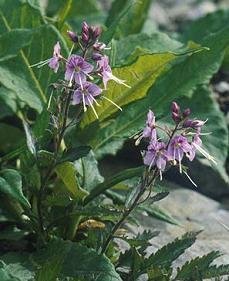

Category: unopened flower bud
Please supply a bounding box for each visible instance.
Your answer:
[183,108,191,118]
[82,33,89,44]
[171,102,180,114]
[92,26,101,39]
[172,112,181,123]
[183,119,193,128]
[191,120,205,128]
[67,30,78,43]
[92,52,103,61]
[82,21,89,34]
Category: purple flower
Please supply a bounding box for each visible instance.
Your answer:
[144,141,168,179]
[97,56,130,89]
[48,42,61,73]
[167,135,192,172]
[72,82,102,117]
[186,134,202,161]
[143,110,157,142]
[65,55,94,86]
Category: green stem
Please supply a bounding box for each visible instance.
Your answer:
[36,90,73,240]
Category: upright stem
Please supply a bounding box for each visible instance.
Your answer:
[37,90,73,239]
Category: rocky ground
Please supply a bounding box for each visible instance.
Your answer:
[128,188,229,267]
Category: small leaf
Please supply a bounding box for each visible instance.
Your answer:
[138,204,178,225]
[22,120,36,156]
[175,251,222,280]
[0,169,30,209]
[55,162,88,200]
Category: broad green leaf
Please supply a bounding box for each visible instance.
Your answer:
[0,169,30,208]
[90,26,229,158]
[0,0,68,112]
[82,52,177,126]
[0,29,33,62]
[114,32,183,66]
[182,9,229,43]
[105,0,151,40]
[32,240,122,281]
[83,166,143,205]
[55,162,88,200]
[61,242,122,280]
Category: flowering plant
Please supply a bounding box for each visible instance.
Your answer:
[0,0,228,280]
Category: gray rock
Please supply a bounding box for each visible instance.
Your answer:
[130,189,229,268]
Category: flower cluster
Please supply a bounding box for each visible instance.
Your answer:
[137,102,216,183]
[31,21,129,118]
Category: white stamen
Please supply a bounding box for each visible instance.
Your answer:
[108,73,131,88]
[178,150,182,174]
[89,95,101,106]
[29,58,50,68]
[88,98,99,119]
[184,171,197,187]
[192,143,217,164]
[82,94,87,112]
[159,170,163,181]
[47,90,54,110]
[68,70,75,87]
[85,73,94,80]
[102,96,122,111]
[79,74,83,90]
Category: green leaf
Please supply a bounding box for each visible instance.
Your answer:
[146,232,199,269]
[175,251,221,280]
[35,240,122,281]
[83,166,143,205]
[0,1,68,112]
[0,29,33,62]
[121,230,159,250]
[114,32,183,66]
[81,52,177,126]
[90,26,229,157]
[61,146,91,163]
[22,119,36,156]
[57,0,73,27]
[74,150,104,192]
[182,9,229,43]
[0,169,30,208]
[0,253,35,281]
[0,261,22,281]
[138,204,179,225]
[204,264,229,279]
[55,162,88,200]
[105,0,151,40]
